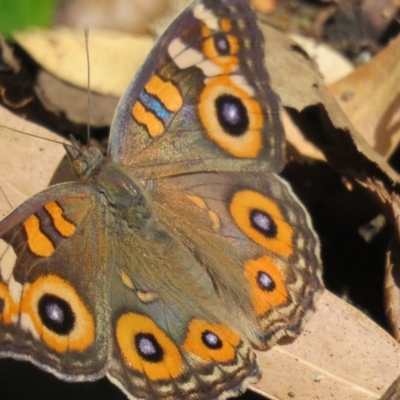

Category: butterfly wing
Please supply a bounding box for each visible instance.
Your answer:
[150,171,323,349]
[109,0,284,178]
[0,183,111,380]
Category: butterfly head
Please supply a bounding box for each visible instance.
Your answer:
[64,137,103,179]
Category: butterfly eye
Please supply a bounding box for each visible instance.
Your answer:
[72,159,88,177]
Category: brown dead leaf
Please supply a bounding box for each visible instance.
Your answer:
[253,291,400,400]
[56,0,169,34]
[329,33,400,159]
[36,70,119,126]
[0,105,72,220]
[14,28,154,98]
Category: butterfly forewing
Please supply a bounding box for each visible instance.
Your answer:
[109,0,284,178]
[0,184,110,379]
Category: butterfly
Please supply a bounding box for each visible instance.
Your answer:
[0,0,323,399]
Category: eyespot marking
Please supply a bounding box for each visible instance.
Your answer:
[198,77,263,158]
[214,33,230,55]
[257,271,276,292]
[216,94,249,136]
[250,209,277,238]
[38,294,74,335]
[136,333,164,362]
[230,190,293,255]
[202,330,223,349]
[116,313,183,380]
[183,319,240,362]
[21,275,95,353]
[244,256,288,316]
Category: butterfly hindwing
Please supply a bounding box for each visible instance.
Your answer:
[151,172,322,348]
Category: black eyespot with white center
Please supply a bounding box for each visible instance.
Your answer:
[135,333,164,363]
[257,271,276,292]
[38,294,75,335]
[250,209,277,238]
[202,330,223,350]
[213,33,230,55]
[216,95,249,136]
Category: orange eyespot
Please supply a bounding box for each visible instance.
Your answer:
[244,256,288,316]
[116,313,184,380]
[183,319,240,362]
[198,76,263,158]
[20,275,95,353]
[230,190,293,255]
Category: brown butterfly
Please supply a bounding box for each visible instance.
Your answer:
[0,0,323,398]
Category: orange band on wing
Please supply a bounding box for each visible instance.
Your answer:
[23,215,55,257]
[44,202,75,238]
[145,75,182,112]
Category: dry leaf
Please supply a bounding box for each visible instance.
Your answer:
[330,33,400,159]
[0,106,72,220]
[253,291,400,400]
[14,28,154,97]
[56,0,169,34]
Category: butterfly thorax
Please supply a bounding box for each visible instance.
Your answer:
[65,140,153,230]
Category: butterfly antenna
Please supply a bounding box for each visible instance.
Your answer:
[84,27,91,144]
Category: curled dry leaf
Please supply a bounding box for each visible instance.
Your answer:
[289,33,354,85]
[329,33,400,160]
